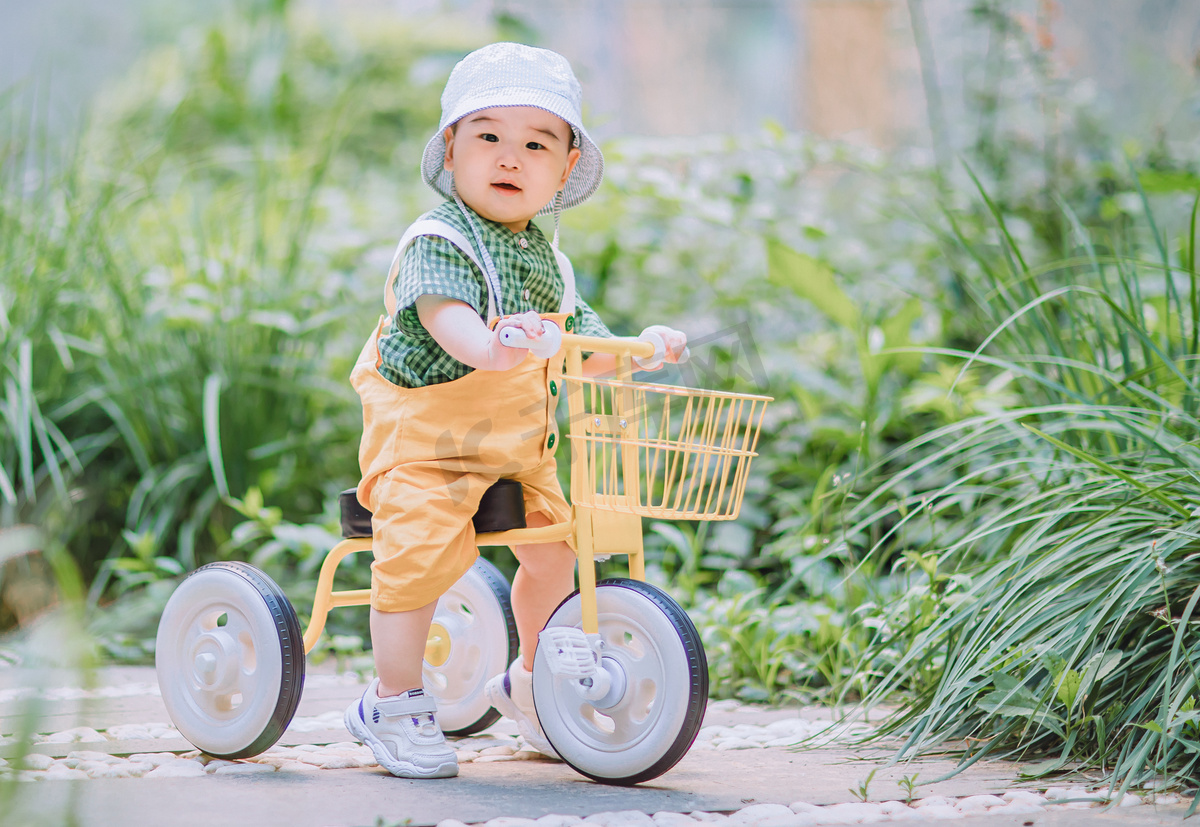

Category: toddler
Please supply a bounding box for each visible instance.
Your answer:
[344,42,686,779]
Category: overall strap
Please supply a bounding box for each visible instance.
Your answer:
[384,219,499,323]
[553,248,576,316]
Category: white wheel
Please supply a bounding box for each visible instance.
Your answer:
[424,557,517,735]
[155,562,304,758]
[532,578,707,785]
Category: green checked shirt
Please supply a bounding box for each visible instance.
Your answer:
[377,201,613,388]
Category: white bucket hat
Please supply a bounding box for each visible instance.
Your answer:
[421,42,604,214]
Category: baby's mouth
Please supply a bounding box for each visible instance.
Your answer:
[492,182,521,192]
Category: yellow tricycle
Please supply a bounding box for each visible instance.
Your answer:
[155,331,770,785]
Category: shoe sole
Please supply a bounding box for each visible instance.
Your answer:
[344,704,459,779]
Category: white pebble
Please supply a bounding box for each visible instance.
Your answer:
[728,804,795,825]
[876,802,908,815]
[480,745,517,757]
[475,755,518,763]
[105,724,151,740]
[1117,793,1143,807]
[44,765,89,781]
[456,750,481,762]
[127,753,181,768]
[911,797,954,809]
[93,765,135,779]
[787,803,820,816]
[22,754,54,771]
[278,761,321,772]
[689,814,729,823]
[652,813,696,827]
[214,762,277,775]
[905,804,960,820]
[882,809,926,822]
[536,816,584,827]
[954,795,1004,814]
[715,739,760,751]
[204,759,239,774]
[1044,786,1080,801]
[43,727,106,744]
[1001,790,1045,805]
[996,801,1043,815]
[485,819,539,827]
[814,802,887,824]
[67,750,121,764]
[765,737,807,748]
[319,755,371,769]
[146,760,207,778]
[1152,793,1183,805]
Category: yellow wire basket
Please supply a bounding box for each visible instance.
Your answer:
[564,375,772,521]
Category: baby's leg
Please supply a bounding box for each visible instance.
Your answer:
[509,511,577,670]
[371,601,438,697]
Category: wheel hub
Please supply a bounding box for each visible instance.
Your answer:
[586,656,627,710]
[425,622,452,667]
[190,630,241,693]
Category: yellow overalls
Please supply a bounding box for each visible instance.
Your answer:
[352,220,574,613]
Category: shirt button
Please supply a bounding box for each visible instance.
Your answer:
[550,380,558,396]
[547,433,556,449]
[523,288,530,301]
[518,237,529,249]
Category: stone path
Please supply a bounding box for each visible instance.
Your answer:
[0,664,1193,826]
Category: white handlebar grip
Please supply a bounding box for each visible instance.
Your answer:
[498,319,562,359]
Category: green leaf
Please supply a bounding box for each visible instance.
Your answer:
[766,239,858,330]
[1056,669,1082,711]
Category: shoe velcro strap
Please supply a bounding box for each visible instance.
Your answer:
[374,694,438,717]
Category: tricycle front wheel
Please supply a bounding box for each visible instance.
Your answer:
[532,578,707,785]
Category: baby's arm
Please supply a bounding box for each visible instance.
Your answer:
[416,295,545,371]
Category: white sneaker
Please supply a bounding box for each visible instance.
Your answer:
[484,660,559,758]
[344,679,458,778]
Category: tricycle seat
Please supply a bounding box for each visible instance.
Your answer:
[337,478,527,539]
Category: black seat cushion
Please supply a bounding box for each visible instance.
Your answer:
[338,479,527,539]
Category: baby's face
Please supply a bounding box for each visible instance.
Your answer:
[443,106,581,233]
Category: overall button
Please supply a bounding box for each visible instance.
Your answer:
[549,380,558,396]
[564,315,574,332]
[547,433,556,450]
[518,237,529,249]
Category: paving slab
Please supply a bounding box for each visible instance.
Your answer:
[0,664,1194,827]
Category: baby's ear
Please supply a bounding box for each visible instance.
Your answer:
[442,126,457,170]
[561,146,581,186]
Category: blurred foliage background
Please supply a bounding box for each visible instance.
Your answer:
[4,0,1200,791]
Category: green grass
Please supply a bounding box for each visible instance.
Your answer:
[849,190,1200,792]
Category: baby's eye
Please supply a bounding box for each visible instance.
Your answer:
[480,133,499,143]
[526,141,545,151]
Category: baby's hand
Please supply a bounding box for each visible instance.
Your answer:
[495,310,546,341]
[641,324,688,366]
[489,311,545,369]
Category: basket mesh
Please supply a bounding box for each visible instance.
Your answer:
[564,376,770,520]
